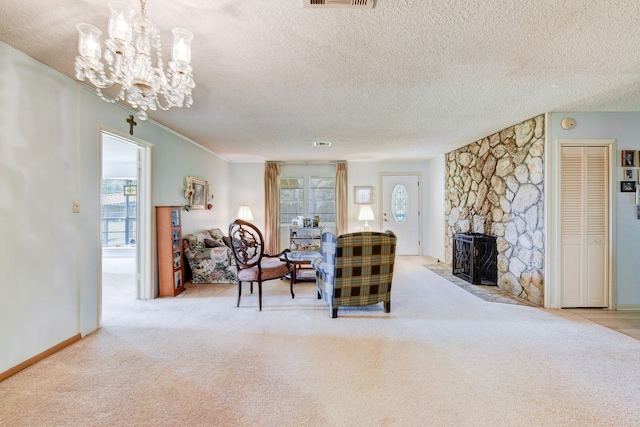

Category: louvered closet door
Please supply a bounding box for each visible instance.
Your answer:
[561,146,608,307]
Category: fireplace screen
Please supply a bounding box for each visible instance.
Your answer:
[452,233,497,286]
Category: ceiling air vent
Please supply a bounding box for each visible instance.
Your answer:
[313,140,332,147]
[303,0,375,9]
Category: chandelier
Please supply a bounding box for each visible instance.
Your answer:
[74,0,195,120]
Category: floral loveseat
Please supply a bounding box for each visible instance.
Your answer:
[182,228,238,284]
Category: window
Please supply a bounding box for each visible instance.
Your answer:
[279,176,335,225]
[101,179,137,247]
[279,177,303,224]
[309,177,336,224]
[391,183,408,224]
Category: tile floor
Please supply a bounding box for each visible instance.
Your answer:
[566,308,640,340]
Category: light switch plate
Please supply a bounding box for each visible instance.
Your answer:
[73,200,80,213]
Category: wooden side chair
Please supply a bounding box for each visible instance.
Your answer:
[228,219,293,311]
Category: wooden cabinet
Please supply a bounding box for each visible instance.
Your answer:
[156,206,185,297]
[290,226,324,252]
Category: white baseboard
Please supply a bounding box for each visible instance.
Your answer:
[615,304,640,310]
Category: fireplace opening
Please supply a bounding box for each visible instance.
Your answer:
[452,233,497,286]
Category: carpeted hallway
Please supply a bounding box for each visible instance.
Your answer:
[1,256,640,426]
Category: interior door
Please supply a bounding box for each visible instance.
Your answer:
[560,146,608,307]
[382,174,420,255]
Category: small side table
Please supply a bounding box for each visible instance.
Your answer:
[284,251,321,284]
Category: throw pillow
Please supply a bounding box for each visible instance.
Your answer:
[184,234,205,250]
[204,238,224,248]
[208,228,225,241]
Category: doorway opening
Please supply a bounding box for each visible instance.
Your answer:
[100,129,154,325]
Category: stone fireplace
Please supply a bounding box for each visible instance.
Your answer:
[444,115,545,305]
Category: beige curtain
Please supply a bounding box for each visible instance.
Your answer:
[335,162,348,236]
[264,162,280,254]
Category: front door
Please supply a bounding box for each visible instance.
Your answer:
[381,174,420,255]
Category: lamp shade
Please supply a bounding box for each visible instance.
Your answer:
[236,205,254,221]
[357,205,375,221]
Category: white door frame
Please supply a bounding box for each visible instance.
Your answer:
[99,126,155,321]
[380,173,422,255]
[547,138,616,309]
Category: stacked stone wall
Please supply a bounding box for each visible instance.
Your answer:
[444,115,545,305]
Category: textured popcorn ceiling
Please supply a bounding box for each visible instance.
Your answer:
[2,0,640,162]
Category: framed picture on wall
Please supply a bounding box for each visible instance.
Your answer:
[622,168,635,180]
[354,186,373,204]
[622,150,636,167]
[189,177,208,210]
[621,181,636,192]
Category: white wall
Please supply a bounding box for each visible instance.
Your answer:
[229,162,266,232]
[0,42,231,374]
[549,112,640,309]
[348,160,433,256]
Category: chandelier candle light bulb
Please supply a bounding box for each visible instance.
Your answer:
[172,29,193,64]
[75,0,195,120]
[107,2,134,41]
[76,24,103,59]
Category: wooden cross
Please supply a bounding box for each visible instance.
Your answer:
[126,115,137,135]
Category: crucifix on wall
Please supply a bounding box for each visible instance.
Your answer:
[126,115,137,135]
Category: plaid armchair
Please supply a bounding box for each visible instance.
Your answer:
[312,231,397,318]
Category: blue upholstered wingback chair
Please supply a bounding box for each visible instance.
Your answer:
[312,231,397,318]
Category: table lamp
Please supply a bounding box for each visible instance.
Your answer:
[236,205,254,221]
[357,205,375,231]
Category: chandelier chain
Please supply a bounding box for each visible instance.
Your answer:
[140,0,146,16]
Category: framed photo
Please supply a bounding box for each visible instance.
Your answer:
[189,176,208,210]
[637,205,640,220]
[622,150,636,167]
[171,209,180,227]
[622,168,635,180]
[174,270,182,289]
[354,186,373,204]
[621,181,636,192]
[173,250,181,268]
[636,187,640,204]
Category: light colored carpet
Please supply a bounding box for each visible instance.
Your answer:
[2,256,640,426]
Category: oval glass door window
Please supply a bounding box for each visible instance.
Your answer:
[391,184,408,224]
